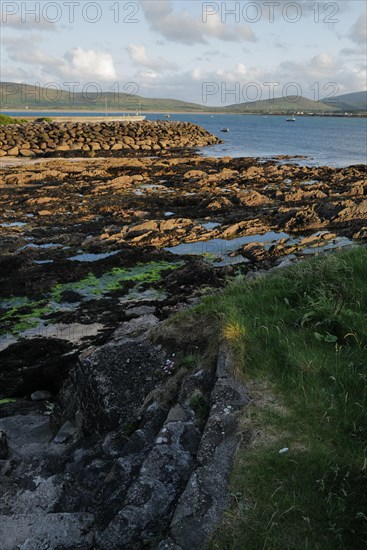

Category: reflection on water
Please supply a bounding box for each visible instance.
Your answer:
[165,231,290,258]
[68,251,119,262]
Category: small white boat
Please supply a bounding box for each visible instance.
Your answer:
[286,117,296,122]
[220,127,230,132]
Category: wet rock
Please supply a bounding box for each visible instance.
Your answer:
[336,199,367,222]
[162,346,248,550]
[112,314,159,340]
[0,430,9,459]
[238,190,270,206]
[0,512,95,550]
[164,259,219,291]
[53,336,165,436]
[97,366,214,548]
[0,339,77,399]
[220,221,248,238]
[284,205,323,231]
[243,166,263,178]
[299,231,336,247]
[242,242,271,263]
[184,170,207,180]
[125,305,157,318]
[206,197,232,211]
[347,181,366,196]
[37,210,52,216]
[58,289,82,303]
[53,421,77,444]
[30,390,53,401]
[353,227,367,240]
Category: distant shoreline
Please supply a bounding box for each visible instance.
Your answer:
[1,110,366,118]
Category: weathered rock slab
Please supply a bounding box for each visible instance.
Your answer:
[0,512,95,550]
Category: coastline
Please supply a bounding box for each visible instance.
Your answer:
[2,109,366,118]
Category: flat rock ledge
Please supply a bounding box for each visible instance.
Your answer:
[0,120,220,157]
[0,314,248,549]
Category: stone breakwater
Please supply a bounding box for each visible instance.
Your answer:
[0,120,221,157]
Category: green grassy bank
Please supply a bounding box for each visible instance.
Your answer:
[197,247,367,549]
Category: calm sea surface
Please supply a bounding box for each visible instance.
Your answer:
[3,111,366,167]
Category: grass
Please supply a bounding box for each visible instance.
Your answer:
[194,247,367,549]
[0,114,27,125]
[0,398,17,404]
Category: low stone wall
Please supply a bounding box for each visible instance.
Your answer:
[0,120,221,157]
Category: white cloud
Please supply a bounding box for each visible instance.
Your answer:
[139,0,256,45]
[3,35,59,66]
[216,63,248,81]
[61,48,117,80]
[127,44,178,70]
[140,1,205,45]
[140,70,159,80]
[275,53,366,99]
[131,51,365,106]
[1,12,56,31]
[3,36,117,82]
[278,53,337,81]
[340,46,366,57]
[191,67,203,81]
[203,13,256,42]
[1,0,364,103]
[348,13,367,45]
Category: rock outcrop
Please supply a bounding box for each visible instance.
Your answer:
[0,311,247,549]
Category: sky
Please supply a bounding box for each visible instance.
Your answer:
[1,0,366,106]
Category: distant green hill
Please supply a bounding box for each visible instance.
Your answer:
[0,82,211,112]
[223,95,337,114]
[0,82,366,114]
[322,90,367,112]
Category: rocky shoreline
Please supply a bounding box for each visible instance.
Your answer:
[0,130,366,548]
[0,120,220,157]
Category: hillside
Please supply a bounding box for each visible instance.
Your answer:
[322,90,367,111]
[1,82,366,114]
[224,95,337,114]
[0,82,210,113]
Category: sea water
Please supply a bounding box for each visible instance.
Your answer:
[2,111,366,167]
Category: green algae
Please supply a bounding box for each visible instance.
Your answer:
[51,261,181,302]
[121,288,168,303]
[1,300,53,334]
[1,297,30,309]
[0,261,182,336]
[12,304,53,332]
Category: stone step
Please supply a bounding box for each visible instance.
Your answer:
[97,366,216,547]
[158,346,248,549]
